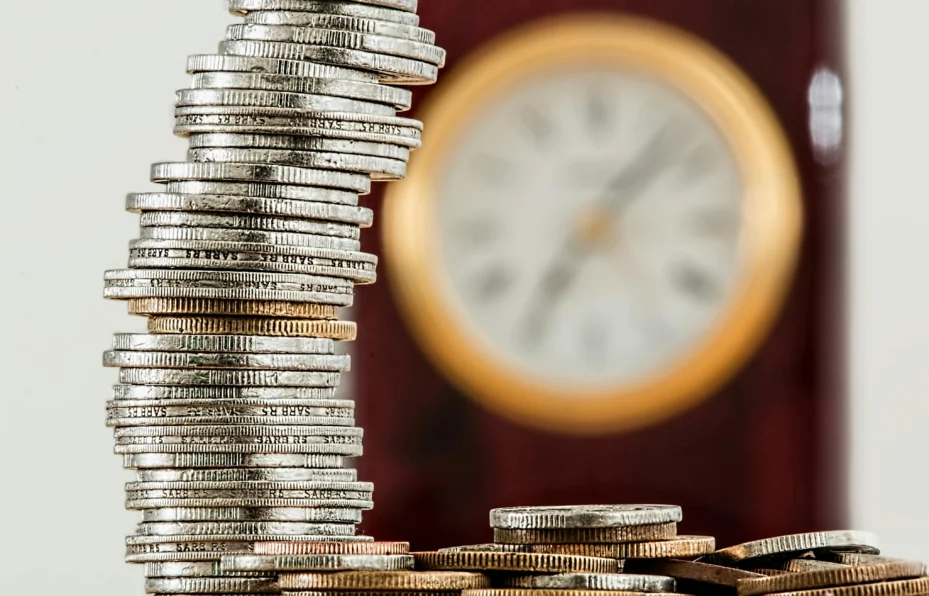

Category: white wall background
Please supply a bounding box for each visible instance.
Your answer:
[0,1,925,594]
[847,1,929,560]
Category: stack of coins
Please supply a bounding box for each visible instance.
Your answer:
[629,531,928,596]
[218,541,490,596]
[101,1,444,595]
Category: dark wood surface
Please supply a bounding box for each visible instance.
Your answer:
[355,0,846,550]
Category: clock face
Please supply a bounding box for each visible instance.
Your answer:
[436,68,743,389]
[384,16,801,434]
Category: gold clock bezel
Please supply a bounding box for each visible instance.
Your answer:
[383,15,803,435]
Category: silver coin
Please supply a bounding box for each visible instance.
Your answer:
[140,506,362,523]
[126,535,371,563]
[356,0,418,12]
[704,530,881,564]
[103,268,354,306]
[165,179,358,205]
[227,1,420,26]
[117,443,363,457]
[145,577,278,594]
[174,106,422,138]
[140,205,368,233]
[128,193,373,229]
[123,452,345,469]
[112,386,339,401]
[150,162,371,194]
[138,228,360,252]
[189,72,412,108]
[145,561,272,578]
[438,544,530,553]
[500,573,676,592]
[117,368,342,387]
[226,25,445,66]
[188,147,407,180]
[117,425,361,440]
[221,553,415,572]
[178,87,396,116]
[245,12,435,45]
[137,521,357,536]
[111,333,335,354]
[187,53,380,81]
[219,40,439,85]
[490,505,684,530]
[187,133,410,161]
[127,242,377,284]
[104,350,351,371]
[174,115,423,148]
[137,467,357,482]
[127,496,372,509]
[107,400,354,427]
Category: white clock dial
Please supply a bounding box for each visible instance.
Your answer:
[434,68,743,389]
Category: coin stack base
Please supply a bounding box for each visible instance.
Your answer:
[102,1,444,595]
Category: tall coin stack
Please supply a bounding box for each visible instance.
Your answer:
[101,1,444,595]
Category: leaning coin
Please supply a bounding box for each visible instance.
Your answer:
[491,505,683,530]
[140,507,363,523]
[245,13,435,45]
[189,72,412,109]
[123,453,345,469]
[280,571,489,591]
[145,561,270,578]
[219,40,439,85]
[111,333,334,354]
[737,561,929,596]
[129,193,374,226]
[188,147,407,180]
[128,298,341,319]
[226,25,445,66]
[757,578,929,596]
[187,54,380,81]
[139,211,367,234]
[117,368,342,387]
[226,1,420,27]
[146,317,357,340]
[221,553,415,572]
[255,541,409,555]
[412,552,618,574]
[186,133,410,161]
[136,521,356,537]
[165,180,359,205]
[625,559,766,588]
[350,0,418,12]
[150,162,371,194]
[705,531,881,564]
[103,350,351,371]
[145,577,278,594]
[495,523,677,544]
[500,574,676,592]
[177,88,397,116]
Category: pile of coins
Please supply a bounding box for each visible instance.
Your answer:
[426,505,928,596]
[101,1,443,595]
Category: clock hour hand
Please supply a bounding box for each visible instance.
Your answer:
[520,240,589,348]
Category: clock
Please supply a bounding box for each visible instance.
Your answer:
[383,15,803,434]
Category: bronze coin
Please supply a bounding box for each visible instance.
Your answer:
[147,316,356,339]
[255,542,410,555]
[132,298,339,319]
[413,551,618,574]
[496,523,676,545]
[280,571,490,590]
[738,561,929,596]
[626,559,767,587]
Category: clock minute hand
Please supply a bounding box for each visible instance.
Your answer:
[600,123,673,213]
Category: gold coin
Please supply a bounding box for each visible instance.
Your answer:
[413,551,618,574]
[280,571,490,591]
[148,317,357,340]
[130,298,339,319]
[255,542,409,556]
[546,536,714,560]
[498,523,676,545]
[738,562,929,596]
[764,578,929,596]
